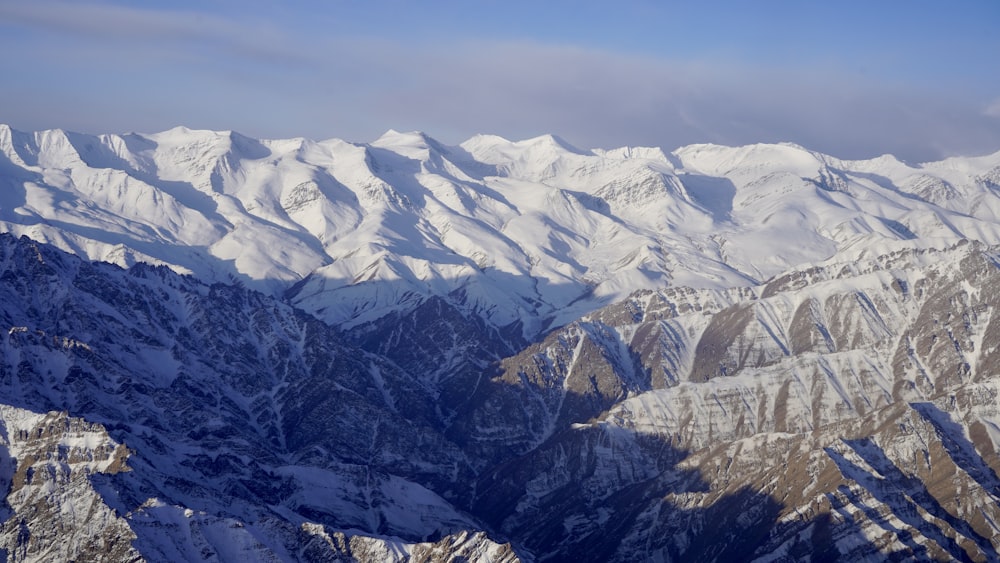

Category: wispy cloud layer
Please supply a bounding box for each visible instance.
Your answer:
[0,1,300,62]
[986,99,1000,119]
[1,1,998,162]
[315,40,1000,161]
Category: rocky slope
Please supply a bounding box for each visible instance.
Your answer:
[461,240,1000,560]
[0,233,520,562]
[0,407,137,562]
[3,233,1000,560]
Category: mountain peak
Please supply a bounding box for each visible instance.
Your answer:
[370,129,451,160]
[373,128,435,146]
[160,124,200,135]
[594,145,671,164]
[517,133,589,155]
[153,125,239,142]
[673,140,827,177]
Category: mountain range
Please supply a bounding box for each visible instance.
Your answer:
[2,124,1000,561]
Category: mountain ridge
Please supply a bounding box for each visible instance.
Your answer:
[4,123,1000,343]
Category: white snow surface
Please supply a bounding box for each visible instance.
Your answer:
[3,124,1000,335]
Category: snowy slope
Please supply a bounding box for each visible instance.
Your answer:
[3,124,1000,339]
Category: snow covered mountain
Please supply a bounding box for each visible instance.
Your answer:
[4,125,1000,561]
[3,124,1000,338]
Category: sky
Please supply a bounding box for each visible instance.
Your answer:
[1,0,999,162]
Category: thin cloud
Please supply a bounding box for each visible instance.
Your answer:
[987,98,1000,119]
[349,41,1000,161]
[0,1,302,65]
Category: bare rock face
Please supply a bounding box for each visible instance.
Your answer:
[292,525,519,563]
[599,391,1000,562]
[0,407,139,562]
[453,240,1000,560]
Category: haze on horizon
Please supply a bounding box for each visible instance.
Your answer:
[1,0,999,162]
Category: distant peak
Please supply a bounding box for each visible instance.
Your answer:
[459,134,514,155]
[466,133,511,144]
[35,128,77,148]
[370,129,451,158]
[775,141,808,151]
[518,133,588,155]
[373,129,432,144]
[164,125,195,134]
[595,145,670,163]
[157,125,232,138]
[147,126,242,150]
[848,153,908,168]
[37,127,70,136]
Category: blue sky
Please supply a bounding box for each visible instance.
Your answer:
[1,0,999,161]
